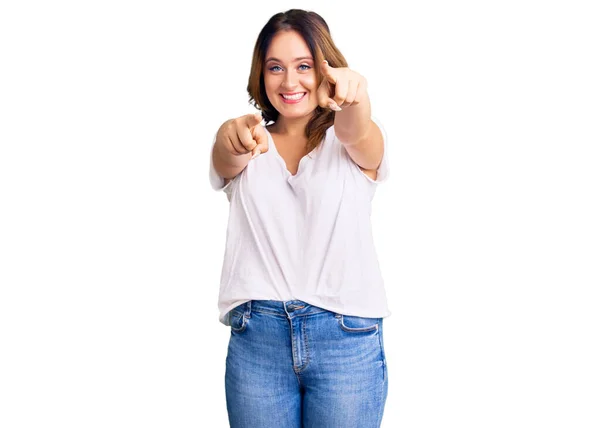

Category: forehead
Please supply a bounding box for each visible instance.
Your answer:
[266,31,312,60]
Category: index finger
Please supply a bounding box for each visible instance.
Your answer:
[321,60,337,84]
[245,112,263,128]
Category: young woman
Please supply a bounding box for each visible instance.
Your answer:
[209,9,391,427]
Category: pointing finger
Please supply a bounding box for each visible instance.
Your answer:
[321,60,337,85]
[245,112,263,128]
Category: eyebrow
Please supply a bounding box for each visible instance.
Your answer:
[265,56,314,63]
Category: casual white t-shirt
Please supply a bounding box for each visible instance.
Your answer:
[209,117,391,326]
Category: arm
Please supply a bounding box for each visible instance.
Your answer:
[317,60,384,172]
[334,94,384,172]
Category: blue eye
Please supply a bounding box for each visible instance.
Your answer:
[268,64,311,72]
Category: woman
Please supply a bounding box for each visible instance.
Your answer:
[209,9,391,428]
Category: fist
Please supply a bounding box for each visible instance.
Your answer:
[218,112,269,159]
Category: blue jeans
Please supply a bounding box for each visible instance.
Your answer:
[225,299,388,427]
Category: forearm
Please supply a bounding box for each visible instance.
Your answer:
[333,93,372,145]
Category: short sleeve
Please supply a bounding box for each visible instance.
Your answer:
[209,132,234,193]
[361,116,390,184]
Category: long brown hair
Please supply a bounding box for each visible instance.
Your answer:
[247,9,348,154]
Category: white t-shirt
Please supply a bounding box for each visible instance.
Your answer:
[209,117,391,326]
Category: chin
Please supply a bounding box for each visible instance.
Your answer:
[272,101,319,117]
[278,109,315,119]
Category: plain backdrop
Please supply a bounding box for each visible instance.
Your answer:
[1,0,599,427]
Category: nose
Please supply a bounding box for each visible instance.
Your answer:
[281,70,298,90]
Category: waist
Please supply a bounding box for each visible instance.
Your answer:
[239,299,330,318]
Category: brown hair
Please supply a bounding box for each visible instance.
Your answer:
[247,9,348,154]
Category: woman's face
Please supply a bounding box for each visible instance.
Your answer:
[263,30,319,119]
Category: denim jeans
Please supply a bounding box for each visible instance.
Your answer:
[225,299,388,427]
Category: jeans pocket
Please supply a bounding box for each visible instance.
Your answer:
[230,310,248,333]
[337,314,380,333]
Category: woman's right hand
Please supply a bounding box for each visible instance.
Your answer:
[217,112,269,159]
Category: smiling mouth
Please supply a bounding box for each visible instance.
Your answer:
[280,92,306,101]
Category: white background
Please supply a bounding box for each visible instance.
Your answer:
[1,0,599,426]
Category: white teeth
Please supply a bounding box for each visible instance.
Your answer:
[282,93,305,100]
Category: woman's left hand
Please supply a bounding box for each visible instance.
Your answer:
[317,60,368,112]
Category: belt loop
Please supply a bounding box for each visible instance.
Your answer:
[245,300,252,318]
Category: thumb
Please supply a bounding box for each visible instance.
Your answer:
[251,124,269,158]
[317,82,341,112]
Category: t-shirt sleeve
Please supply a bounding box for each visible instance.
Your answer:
[361,116,390,184]
[209,132,234,193]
